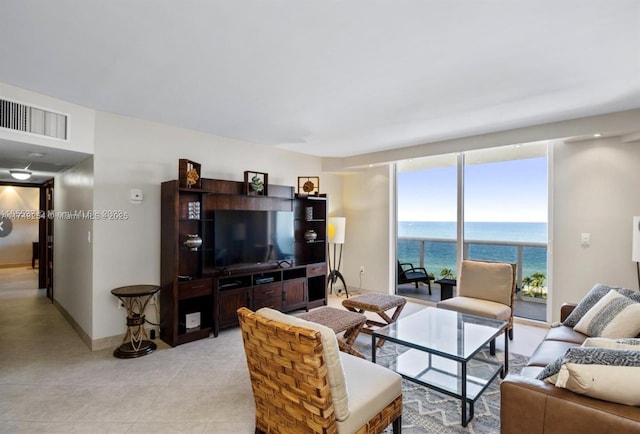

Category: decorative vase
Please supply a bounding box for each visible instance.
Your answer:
[184,234,203,251]
[304,229,318,242]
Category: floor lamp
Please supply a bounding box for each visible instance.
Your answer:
[633,216,640,290]
[327,217,349,298]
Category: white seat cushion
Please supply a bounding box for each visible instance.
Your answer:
[336,352,402,434]
[437,296,511,321]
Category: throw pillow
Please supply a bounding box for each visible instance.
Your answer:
[583,337,640,349]
[555,347,640,406]
[574,289,640,338]
[535,353,564,384]
[563,283,640,327]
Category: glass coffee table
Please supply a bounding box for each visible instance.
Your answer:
[372,307,508,426]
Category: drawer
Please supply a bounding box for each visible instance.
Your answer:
[306,263,327,277]
[178,278,212,300]
[253,282,282,302]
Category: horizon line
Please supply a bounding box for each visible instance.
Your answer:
[398,220,547,223]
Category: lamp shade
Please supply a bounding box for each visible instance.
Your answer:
[633,216,640,262]
[328,217,346,244]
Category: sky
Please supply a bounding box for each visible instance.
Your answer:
[398,156,548,222]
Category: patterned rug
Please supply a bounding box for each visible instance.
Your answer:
[352,340,529,434]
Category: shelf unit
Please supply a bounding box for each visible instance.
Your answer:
[294,194,328,308]
[160,178,329,346]
[160,181,213,346]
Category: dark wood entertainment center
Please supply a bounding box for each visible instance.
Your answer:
[160,177,327,347]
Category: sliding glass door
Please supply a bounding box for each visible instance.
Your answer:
[396,144,548,321]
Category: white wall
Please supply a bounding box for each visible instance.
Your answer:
[0,186,39,265]
[54,157,95,336]
[91,111,342,340]
[550,137,640,321]
[341,166,394,294]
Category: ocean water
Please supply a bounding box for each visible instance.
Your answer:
[398,221,547,279]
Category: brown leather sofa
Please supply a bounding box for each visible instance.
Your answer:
[500,304,640,434]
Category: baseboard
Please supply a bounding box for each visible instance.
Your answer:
[91,334,124,351]
[53,299,94,350]
[53,300,126,351]
[514,316,550,329]
[0,262,32,269]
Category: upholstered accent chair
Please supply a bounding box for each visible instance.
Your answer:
[237,307,403,434]
[436,259,516,347]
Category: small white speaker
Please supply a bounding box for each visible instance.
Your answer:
[633,216,640,262]
[185,312,201,330]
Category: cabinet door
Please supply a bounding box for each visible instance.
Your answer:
[283,278,307,312]
[218,288,250,329]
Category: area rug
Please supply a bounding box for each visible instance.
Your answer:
[352,340,529,434]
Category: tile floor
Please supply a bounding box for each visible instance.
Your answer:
[0,267,548,433]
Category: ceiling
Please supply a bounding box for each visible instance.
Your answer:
[0,139,90,184]
[1,0,640,164]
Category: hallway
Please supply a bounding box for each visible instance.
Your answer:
[0,266,255,433]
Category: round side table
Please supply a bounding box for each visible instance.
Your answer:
[111,284,160,358]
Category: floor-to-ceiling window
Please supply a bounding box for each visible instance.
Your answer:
[463,146,548,321]
[396,144,548,321]
[397,154,459,291]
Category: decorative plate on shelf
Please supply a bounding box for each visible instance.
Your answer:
[298,176,320,195]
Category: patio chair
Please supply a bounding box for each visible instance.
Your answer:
[397,261,432,295]
[237,307,402,434]
[436,259,516,351]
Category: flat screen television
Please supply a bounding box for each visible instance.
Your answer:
[211,209,295,271]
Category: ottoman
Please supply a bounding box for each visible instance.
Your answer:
[342,293,406,347]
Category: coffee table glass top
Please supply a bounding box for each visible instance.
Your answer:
[373,307,507,361]
[371,307,508,426]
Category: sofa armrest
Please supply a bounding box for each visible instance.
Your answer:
[560,303,577,322]
[501,374,640,434]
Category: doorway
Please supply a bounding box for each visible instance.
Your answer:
[0,182,54,301]
[39,180,54,301]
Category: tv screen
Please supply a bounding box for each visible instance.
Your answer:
[211,210,294,270]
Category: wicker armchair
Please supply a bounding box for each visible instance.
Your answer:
[237,307,402,434]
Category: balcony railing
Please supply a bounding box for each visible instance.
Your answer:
[398,236,547,296]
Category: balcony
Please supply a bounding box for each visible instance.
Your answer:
[397,236,547,322]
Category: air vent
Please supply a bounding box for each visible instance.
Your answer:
[0,98,67,140]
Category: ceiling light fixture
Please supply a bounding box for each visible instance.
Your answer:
[9,163,32,180]
[10,169,32,180]
[593,133,602,137]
